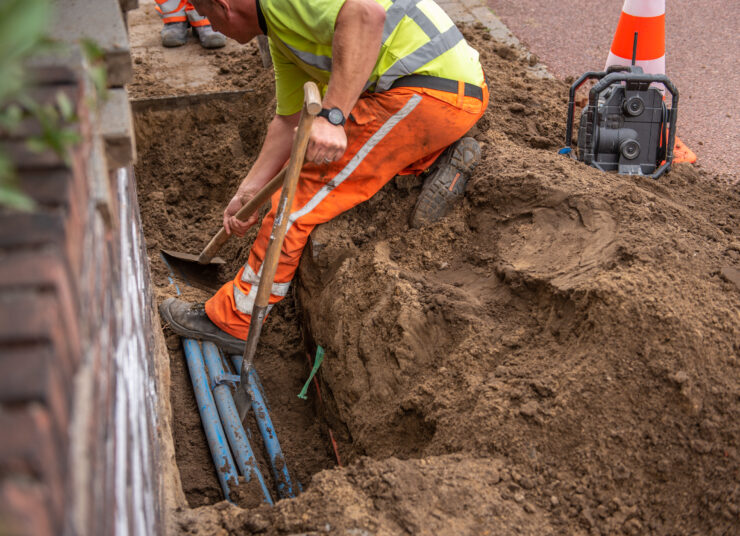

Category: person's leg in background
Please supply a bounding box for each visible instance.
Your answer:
[155,0,225,48]
[205,85,488,339]
[155,0,189,47]
[185,2,226,49]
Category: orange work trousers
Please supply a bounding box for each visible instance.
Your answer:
[206,83,489,340]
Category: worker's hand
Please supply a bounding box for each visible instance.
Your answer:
[305,118,347,165]
[223,192,258,237]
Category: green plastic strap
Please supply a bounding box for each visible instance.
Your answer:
[298,346,324,400]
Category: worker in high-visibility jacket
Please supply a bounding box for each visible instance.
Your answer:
[155,0,226,48]
[160,0,489,352]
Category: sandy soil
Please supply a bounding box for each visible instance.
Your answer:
[131,19,740,536]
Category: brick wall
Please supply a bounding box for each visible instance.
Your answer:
[0,1,162,535]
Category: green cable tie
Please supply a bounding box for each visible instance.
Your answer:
[298,345,324,400]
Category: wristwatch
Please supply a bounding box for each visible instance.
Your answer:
[318,107,346,126]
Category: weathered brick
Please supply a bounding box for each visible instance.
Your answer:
[0,344,71,437]
[0,479,56,536]
[0,407,65,528]
[0,212,66,250]
[18,169,76,208]
[0,205,87,282]
[0,249,79,317]
[0,290,80,371]
[0,250,81,363]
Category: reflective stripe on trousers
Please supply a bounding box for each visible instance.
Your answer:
[156,0,211,26]
[155,0,184,14]
[274,0,465,92]
[232,264,292,315]
[205,84,489,340]
[185,5,211,27]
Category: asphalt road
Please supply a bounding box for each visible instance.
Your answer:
[487,0,739,183]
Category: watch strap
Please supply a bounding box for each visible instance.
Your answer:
[318,107,346,126]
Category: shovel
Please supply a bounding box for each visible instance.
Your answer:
[161,167,287,291]
[234,81,321,421]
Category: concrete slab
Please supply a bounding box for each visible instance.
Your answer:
[49,0,133,88]
[100,88,136,168]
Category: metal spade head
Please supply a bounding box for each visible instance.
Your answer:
[160,249,226,292]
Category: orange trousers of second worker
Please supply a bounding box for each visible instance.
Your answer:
[205,84,489,340]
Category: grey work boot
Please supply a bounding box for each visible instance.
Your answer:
[160,21,189,47]
[409,137,481,228]
[194,24,226,49]
[159,298,245,355]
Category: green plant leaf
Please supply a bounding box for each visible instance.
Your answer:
[0,184,35,211]
[56,91,76,122]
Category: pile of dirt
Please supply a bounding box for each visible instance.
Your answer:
[133,24,739,536]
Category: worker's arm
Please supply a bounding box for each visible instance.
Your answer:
[305,0,386,164]
[223,112,300,236]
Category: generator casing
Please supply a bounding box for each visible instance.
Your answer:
[577,84,666,175]
[564,65,679,179]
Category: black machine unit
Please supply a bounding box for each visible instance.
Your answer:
[564,64,679,179]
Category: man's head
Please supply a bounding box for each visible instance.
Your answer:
[190,0,262,44]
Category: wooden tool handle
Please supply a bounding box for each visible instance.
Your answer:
[252,82,320,309]
[198,85,321,265]
[197,169,286,264]
[236,82,321,418]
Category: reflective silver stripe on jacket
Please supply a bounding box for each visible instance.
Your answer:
[275,0,459,89]
[375,25,464,91]
[156,0,183,15]
[233,264,291,315]
[383,0,438,41]
[281,41,333,72]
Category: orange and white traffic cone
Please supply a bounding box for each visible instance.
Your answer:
[605,0,696,163]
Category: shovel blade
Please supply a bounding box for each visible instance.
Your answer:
[161,249,226,292]
[233,383,251,423]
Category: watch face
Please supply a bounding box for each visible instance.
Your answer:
[328,108,343,125]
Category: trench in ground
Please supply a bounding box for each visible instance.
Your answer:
[133,95,441,508]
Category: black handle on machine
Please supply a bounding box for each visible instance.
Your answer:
[564,71,606,151]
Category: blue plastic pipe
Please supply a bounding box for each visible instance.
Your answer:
[230,354,298,498]
[201,342,273,505]
[181,339,238,501]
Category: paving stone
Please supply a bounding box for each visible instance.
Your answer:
[460,0,485,9]
[445,3,476,24]
[101,88,137,168]
[49,0,133,87]
[471,6,520,46]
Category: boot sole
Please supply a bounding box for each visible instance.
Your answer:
[410,138,481,228]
